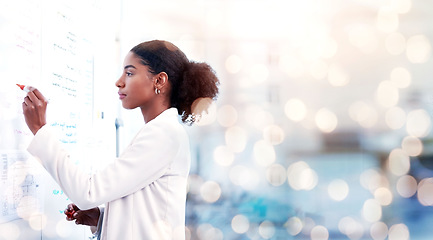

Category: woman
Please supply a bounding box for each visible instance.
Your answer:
[22,40,219,239]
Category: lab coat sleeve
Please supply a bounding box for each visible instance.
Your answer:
[27,119,180,210]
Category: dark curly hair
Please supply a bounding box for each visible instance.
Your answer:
[130,40,219,124]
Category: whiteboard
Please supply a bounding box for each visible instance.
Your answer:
[0,0,119,239]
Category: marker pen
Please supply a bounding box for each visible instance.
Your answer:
[65,209,76,219]
[16,84,32,92]
[17,84,50,103]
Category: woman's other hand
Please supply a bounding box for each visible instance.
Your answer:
[64,203,100,227]
[22,88,48,135]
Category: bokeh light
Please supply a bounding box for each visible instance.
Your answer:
[266,164,287,186]
[225,54,243,74]
[28,213,47,231]
[360,168,387,192]
[374,187,393,206]
[263,124,285,145]
[327,179,349,201]
[310,225,329,240]
[301,217,316,235]
[362,199,382,222]
[253,140,276,167]
[385,107,406,130]
[229,165,259,190]
[349,101,378,128]
[338,216,364,239]
[196,223,223,240]
[196,223,212,240]
[245,105,274,130]
[370,221,388,240]
[213,145,235,167]
[401,136,423,156]
[315,108,338,133]
[417,178,433,206]
[285,98,307,122]
[387,148,410,176]
[287,161,318,191]
[376,81,399,108]
[406,34,431,63]
[55,220,73,238]
[231,214,249,234]
[258,221,275,239]
[285,217,303,236]
[406,109,431,137]
[217,104,238,127]
[396,175,417,198]
[200,181,222,203]
[388,224,410,240]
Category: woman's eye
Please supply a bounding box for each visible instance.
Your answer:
[126,72,132,76]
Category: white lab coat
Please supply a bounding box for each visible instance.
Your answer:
[27,108,191,240]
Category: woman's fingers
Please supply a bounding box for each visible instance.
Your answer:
[27,90,48,106]
[65,210,74,221]
[71,203,80,212]
[67,203,75,211]
[65,203,80,221]
[32,88,46,101]
[23,96,32,105]
[22,88,48,135]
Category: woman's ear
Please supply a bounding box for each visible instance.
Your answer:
[155,72,168,89]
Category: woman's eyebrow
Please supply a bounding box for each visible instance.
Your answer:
[124,65,136,70]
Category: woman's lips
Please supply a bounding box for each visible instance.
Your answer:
[118,92,126,100]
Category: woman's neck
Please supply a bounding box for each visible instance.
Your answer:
[141,104,170,123]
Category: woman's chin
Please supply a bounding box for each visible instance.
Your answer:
[121,102,134,110]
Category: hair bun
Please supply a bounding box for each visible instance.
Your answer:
[175,61,219,124]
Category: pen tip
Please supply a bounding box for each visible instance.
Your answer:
[16,84,25,90]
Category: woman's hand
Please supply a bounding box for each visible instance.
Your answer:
[64,203,100,227]
[22,88,48,135]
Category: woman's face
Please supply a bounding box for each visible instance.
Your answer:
[115,52,156,110]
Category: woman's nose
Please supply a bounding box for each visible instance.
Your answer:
[115,77,124,88]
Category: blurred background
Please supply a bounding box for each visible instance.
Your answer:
[114,0,433,239]
[116,0,433,239]
[2,0,433,239]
